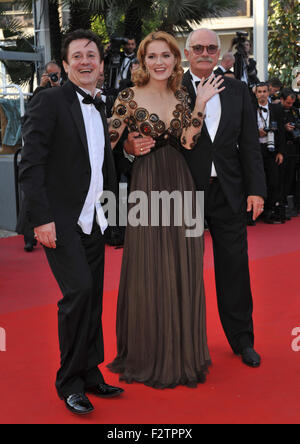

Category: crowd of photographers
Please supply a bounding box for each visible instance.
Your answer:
[22,33,300,251]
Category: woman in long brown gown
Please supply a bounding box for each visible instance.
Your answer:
[107,31,224,389]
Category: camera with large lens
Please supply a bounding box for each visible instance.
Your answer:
[104,36,129,93]
[110,37,129,53]
[231,31,249,55]
[264,121,278,152]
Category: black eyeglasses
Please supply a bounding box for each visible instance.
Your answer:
[189,45,219,55]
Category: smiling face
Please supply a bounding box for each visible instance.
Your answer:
[144,40,176,83]
[63,39,103,93]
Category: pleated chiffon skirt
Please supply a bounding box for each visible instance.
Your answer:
[108,140,211,388]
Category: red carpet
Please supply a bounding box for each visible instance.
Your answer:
[1,219,300,424]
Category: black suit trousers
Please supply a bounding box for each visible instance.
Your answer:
[44,220,105,398]
[205,180,254,353]
[261,144,281,208]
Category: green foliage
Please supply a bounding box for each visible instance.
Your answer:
[91,15,110,44]
[268,0,300,86]
[69,0,238,43]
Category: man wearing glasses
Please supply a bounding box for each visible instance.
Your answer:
[182,29,267,368]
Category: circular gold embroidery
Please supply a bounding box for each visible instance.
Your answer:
[129,124,138,132]
[192,118,202,128]
[129,100,137,109]
[112,119,122,129]
[175,90,185,101]
[149,114,159,123]
[120,88,134,102]
[154,120,166,134]
[176,104,184,112]
[170,118,181,130]
[115,104,128,117]
[134,108,149,122]
[140,122,153,136]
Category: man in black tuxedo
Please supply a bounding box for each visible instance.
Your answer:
[115,37,137,90]
[181,29,267,367]
[254,82,286,223]
[19,30,123,415]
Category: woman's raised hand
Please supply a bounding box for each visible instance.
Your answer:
[196,75,225,104]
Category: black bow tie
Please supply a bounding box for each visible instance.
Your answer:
[259,106,268,113]
[195,79,210,89]
[74,84,105,110]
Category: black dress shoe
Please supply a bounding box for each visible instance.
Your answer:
[239,348,261,368]
[64,393,94,415]
[86,383,124,398]
[24,242,34,252]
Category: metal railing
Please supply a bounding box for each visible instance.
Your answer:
[0,84,32,117]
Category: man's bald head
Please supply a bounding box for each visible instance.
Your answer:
[186,28,221,50]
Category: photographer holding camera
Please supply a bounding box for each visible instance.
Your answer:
[268,78,283,104]
[255,82,286,223]
[32,61,62,98]
[281,88,300,215]
[115,37,136,89]
[231,32,259,88]
[103,37,136,117]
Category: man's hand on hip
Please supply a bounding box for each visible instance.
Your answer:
[124,132,155,157]
[34,222,57,249]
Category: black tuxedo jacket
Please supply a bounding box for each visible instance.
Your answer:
[182,70,267,214]
[255,102,286,155]
[119,53,136,81]
[19,80,117,236]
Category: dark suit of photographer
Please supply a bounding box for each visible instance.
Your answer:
[115,38,137,90]
[232,38,259,88]
[255,83,286,222]
[281,89,300,213]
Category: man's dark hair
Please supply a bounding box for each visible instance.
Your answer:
[61,29,104,63]
[256,82,269,88]
[281,88,296,101]
[268,78,283,89]
[45,60,61,71]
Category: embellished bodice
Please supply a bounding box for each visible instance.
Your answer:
[109,87,194,145]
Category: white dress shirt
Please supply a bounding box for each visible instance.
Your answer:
[115,53,134,89]
[190,71,222,177]
[257,103,270,144]
[77,88,108,235]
